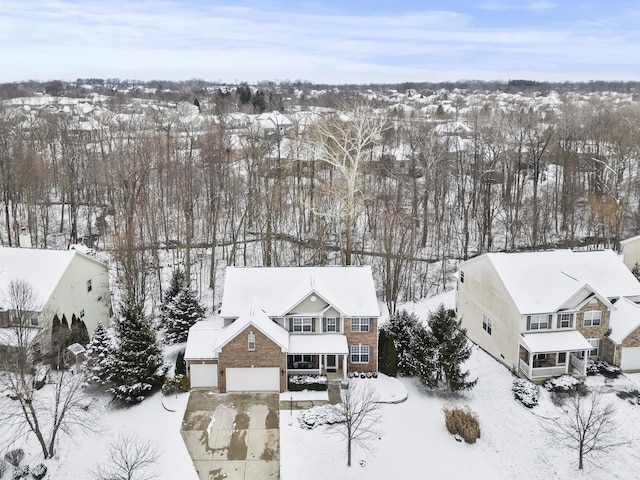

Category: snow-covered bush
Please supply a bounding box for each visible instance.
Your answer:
[543,375,583,393]
[31,463,47,480]
[442,404,480,444]
[12,465,28,479]
[84,321,115,385]
[288,375,328,391]
[586,360,622,378]
[298,404,344,429]
[162,374,190,395]
[512,379,539,408]
[159,270,205,345]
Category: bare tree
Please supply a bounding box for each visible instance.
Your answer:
[547,390,623,470]
[91,431,160,480]
[328,381,382,467]
[0,279,96,459]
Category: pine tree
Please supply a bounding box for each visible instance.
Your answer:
[50,314,63,368]
[385,310,421,375]
[84,322,115,384]
[377,329,398,376]
[175,350,186,376]
[163,269,186,305]
[110,297,163,404]
[419,305,476,392]
[163,286,205,344]
[632,262,640,282]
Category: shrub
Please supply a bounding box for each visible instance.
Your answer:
[12,465,28,479]
[288,375,328,392]
[0,459,7,478]
[543,375,584,393]
[161,374,190,395]
[512,379,539,408]
[4,450,24,468]
[31,464,47,480]
[442,405,481,444]
[175,350,186,376]
[586,360,622,378]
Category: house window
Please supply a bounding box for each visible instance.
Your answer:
[533,353,548,368]
[248,332,255,351]
[30,314,39,326]
[80,309,85,318]
[482,314,492,335]
[293,354,313,363]
[350,345,370,363]
[527,314,551,330]
[292,317,314,332]
[87,279,92,293]
[351,317,370,332]
[460,271,465,283]
[583,311,602,327]
[587,339,600,357]
[325,317,338,332]
[557,352,567,365]
[558,313,573,329]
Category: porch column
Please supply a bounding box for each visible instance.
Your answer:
[342,354,348,381]
[320,354,325,375]
[528,353,533,380]
[581,350,587,376]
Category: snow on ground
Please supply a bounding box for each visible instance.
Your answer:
[281,345,640,480]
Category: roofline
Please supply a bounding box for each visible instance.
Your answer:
[214,317,289,353]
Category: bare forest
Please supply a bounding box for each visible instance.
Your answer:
[2,80,640,314]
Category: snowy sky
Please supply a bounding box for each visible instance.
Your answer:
[1,0,639,84]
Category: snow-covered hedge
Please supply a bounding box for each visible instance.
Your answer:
[543,375,583,393]
[298,404,344,429]
[288,375,328,392]
[512,379,539,408]
[348,371,378,379]
[31,463,47,480]
[586,360,622,378]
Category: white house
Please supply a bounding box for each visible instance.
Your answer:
[0,246,111,358]
[185,266,380,392]
[456,250,640,380]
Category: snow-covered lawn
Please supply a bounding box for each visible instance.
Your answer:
[281,346,640,480]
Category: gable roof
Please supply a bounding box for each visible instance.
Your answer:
[219,266,379,318]
[468,249,640,314]
[0,247,79,307]
[214,305,289,353]
[608,297,640,344]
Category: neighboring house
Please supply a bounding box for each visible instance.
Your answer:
[620,234,640,272]
[185,266,380,392]
[456,250,640,381]
[0,246,111,364]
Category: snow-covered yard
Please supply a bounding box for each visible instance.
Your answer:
[281,346,640,480]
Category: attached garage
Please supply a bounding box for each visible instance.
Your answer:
[621,347,640,371]
[189,363,218,388]
[226,367,280,392]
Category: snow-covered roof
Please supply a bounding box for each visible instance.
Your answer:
[608,297,640,344]
[520,330,593,354]
[0,247,79,306]
[213,306,289,353]
[288,334,349,355]
[184,320,223,360]
[219,266,379,318]
[477,250,640,314]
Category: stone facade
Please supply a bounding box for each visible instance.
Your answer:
[343,317,378,373]
[603,325,640,367]
[575,298,611,360]
[217,326,286,393]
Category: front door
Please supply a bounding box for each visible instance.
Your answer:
[326,354,337,372]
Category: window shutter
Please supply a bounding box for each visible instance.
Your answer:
[322,318,327,332]
[312,318,316,332]
[289,318,293,332]
[526,316,531,330]
[369,318,373,331]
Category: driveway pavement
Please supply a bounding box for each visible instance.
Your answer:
[181,391,280,480]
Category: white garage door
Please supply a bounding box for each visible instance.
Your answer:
[189,363,218,388]
[226,367,280,392]
[621,347,640,371]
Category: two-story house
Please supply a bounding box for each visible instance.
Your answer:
[456,250,640,381]
[185,266,380,392]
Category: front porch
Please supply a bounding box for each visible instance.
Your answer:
[518,330,593,381]
[286,334,350,381]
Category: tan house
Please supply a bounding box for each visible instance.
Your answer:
[185,266,380,392]
[620,234,640,271]
[0,246,111,365]
[456,250,640,381]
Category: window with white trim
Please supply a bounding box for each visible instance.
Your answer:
[292,317,314,332]
[87,279,92,292]
[325,317,338,332]
[557,313,573,329]
[557,352,567,365]
[350,344,370,363]
[582,311,602,327]
[293,354,313,363]
[248,332,255,351]
[587,339,600,357]
[527,314,551,330]
[482,314,492,335]
[351,317,370,332]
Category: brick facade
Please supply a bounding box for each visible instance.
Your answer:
[343,317,378,373]
[217,326,286,393]
[575,298,610,360]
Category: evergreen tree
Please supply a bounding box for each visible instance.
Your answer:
[110,297,163,404]
[632,262,640,282]
[84,322,115,384]
[415,305,476,392]
[50,314,63,368]
[377,329,398,377]
[175,350,186,376]
[385,310,422,375]
[163,269,186,305]
[163,286,205,344]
